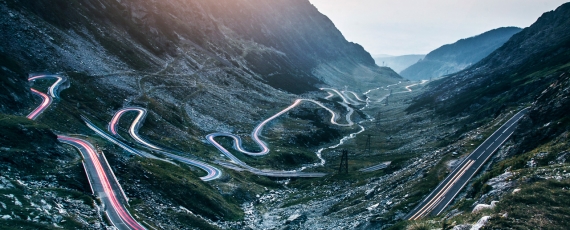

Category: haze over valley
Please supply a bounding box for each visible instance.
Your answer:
[1,1,570,229]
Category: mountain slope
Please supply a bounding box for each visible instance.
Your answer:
[0,52,34,115]
[400,27,521,81]
[0,0,404,133]
[408,3,570,122]
[398,3,570,228]
[1,0,400,96]
[374,54,425,73]
[209,0,402,88]
[0,0,403,228]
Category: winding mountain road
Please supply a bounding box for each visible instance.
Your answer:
[320,88,353,104]
[58,135,145,230]
[107,107,222,181]
[104,83,420,178]
[28,75,67,98]
[402,80,428,93]
[83,116,157,159]
[207,98,355,157]
[25,74,144,229]
[27,89,52,120]
[109,107,161,150]
[203,90,370,178]
[27,75,67,120]
[205,133,326,177]
[406,108,528,220]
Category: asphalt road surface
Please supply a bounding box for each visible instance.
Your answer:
[58,135,145,230]
[406,108,528,220]
[27,75,67,120]
[107,107,223,181]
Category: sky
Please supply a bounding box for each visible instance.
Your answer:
[308,0,569,56]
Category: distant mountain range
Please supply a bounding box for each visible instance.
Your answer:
[409,3,570,127]
[400,27,522,81]
[373,54,425,73]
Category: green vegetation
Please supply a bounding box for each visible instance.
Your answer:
[289,108,343,147]
[0,114,57,150]
[0,113,100,229]
[399,127,570,229]
[104,152,244,222]
[0,114,71,175]
[488,178,570,229]
[171,211,221,230]
[0,219,80,230]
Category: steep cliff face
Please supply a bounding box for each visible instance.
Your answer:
[400,27,521,81]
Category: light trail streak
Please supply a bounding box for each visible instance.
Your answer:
[58,136,145,230]
[27,88,52,120]
[108,108,160,150]
[208,98,355,158]
[409,160,475,220]
[26,74,67,120]
[108,107,222,181]
[28,75,67,98]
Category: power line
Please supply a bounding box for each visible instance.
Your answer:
[339,150,349,174]
[365,135,372,156]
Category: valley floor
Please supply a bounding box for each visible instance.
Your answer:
[220,81,472,229]
[3,74,563,230]
[218,79,539,229]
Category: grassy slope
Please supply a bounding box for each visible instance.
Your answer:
[399,137,570,229]
[395,71,570,228]
[392,7,570,227]
[0,114,97,228]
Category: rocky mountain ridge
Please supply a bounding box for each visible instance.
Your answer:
[0,0,402,228]
[400,27,521,81]
[0,0,404,134]
[1,0,400,97]
[374,54,425,73]
[408,3,570,121]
